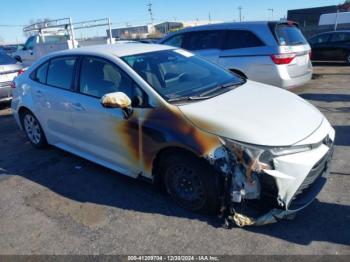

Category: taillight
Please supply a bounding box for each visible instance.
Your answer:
[17,69,25,76]
[10,81,16,89]
[271,53,296,65]
[309,51,312,60]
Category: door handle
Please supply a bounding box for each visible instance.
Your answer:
[71,102,85,111]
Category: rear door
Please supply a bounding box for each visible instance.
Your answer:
[30,56,77,148]
[309,34,331,60]
[328,32,350,61]
[218,29,267,76]
[182,30,224,62]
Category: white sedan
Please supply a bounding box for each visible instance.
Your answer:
[11,44,335,227]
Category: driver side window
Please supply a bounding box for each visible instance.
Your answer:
[79,56,146,107]
[24,36,36,50]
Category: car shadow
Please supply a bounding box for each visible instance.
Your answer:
[312,61,348,67]
[299,93,350,103]
[334,126,350,146]
[0,110,349,246]
[0,101,11,110]
[245,199,350,246]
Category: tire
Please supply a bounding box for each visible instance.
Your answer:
[160,152,219,214]
[20,110,47,148]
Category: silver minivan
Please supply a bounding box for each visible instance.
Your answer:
[159,21,312,89]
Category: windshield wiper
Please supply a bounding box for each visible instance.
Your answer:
[198,81,242,97]
[168,95,210,103]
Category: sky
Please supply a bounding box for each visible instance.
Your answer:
[0,0,342,43]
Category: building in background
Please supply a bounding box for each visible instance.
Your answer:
[108,20,221,40]
[288,2,350,38]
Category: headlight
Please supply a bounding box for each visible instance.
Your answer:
[221,138,312,171]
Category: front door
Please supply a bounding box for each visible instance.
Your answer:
[70,56,143,177]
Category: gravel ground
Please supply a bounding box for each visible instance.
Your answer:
[0,64,349,255]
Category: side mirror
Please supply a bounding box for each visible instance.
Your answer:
[100,92,133,118]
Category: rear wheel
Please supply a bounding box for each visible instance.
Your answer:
[21,111,47,148]
[160,152,219,213]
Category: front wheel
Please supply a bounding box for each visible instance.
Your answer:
[21,111,47,148]
[160,152,219,213]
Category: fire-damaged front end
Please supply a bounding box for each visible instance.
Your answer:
[206,119,335,228]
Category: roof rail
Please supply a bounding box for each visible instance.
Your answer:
[23,17,72,33]
[72,18,113,43]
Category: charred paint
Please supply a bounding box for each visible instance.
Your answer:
[116,110,140,165]
[141,104,222,173]
[115,103,222,176]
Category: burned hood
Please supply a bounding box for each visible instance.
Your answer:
[178,80,324,146]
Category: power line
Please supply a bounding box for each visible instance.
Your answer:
[0,24,25,27]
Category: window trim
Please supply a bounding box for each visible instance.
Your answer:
[222,29,266,50]
[76,55,150,108]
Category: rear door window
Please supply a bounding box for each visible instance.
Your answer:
[32,62,49,84]
[330,32,350,42]
[309,34,331,44]
[223,30,264,49]
[47,56,76,90]
[184,30,223,50]
[275,25,307,46]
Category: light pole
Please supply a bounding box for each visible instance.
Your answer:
[268,8,274,21]
[238,6,243,22]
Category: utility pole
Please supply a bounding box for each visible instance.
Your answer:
[268,8,274,20]
[209,12,212,23]
[238,6,243,22]
[147,2,154,26]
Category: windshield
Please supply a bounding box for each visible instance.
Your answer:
[0,51,17,65]
[122,49,244,101]
[275,25,307,46]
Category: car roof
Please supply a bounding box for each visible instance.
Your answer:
[54,43,174,57]
[171,21,270,33]
[311,30,350,37]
